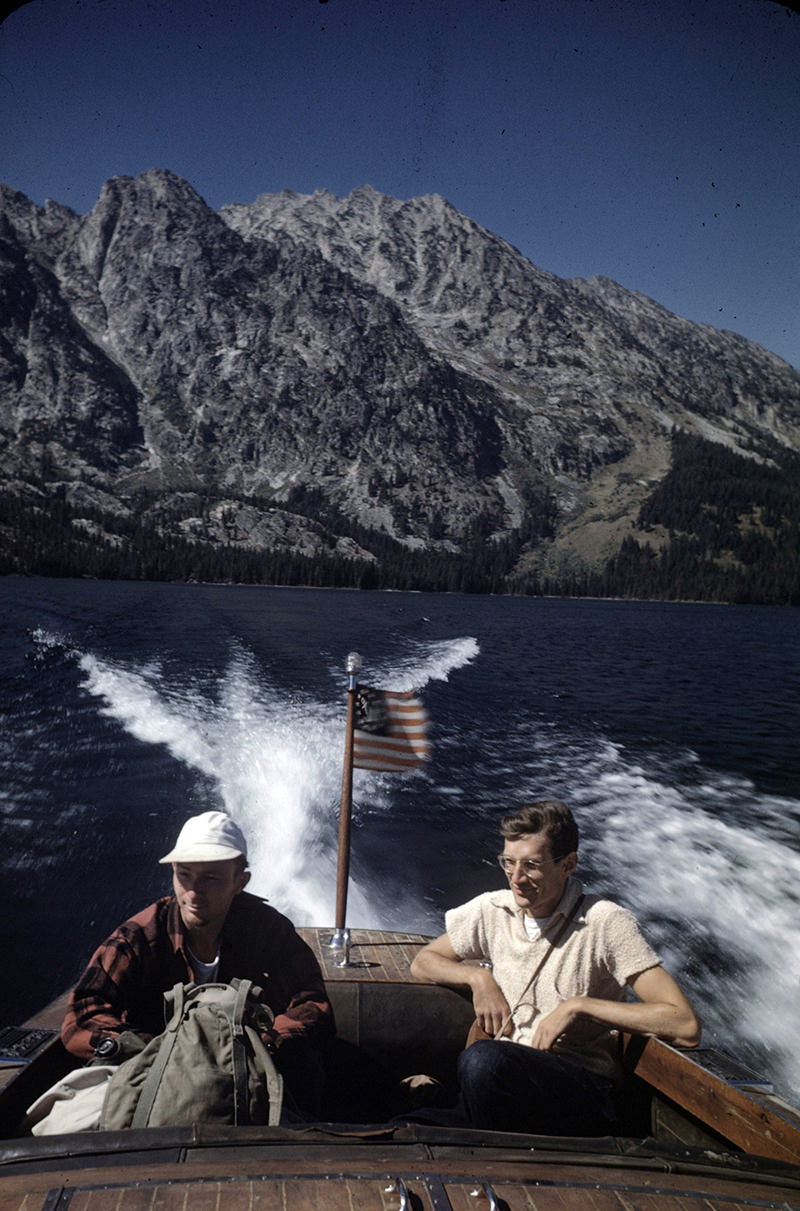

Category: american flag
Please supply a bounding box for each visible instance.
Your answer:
[352,686,430,771]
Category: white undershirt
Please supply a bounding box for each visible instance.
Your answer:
[187,946,220,985]
[523,914,550,939]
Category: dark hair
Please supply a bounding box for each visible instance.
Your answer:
[499,800,579,859]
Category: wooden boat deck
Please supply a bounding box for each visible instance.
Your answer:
[1,1141,799,1210]
[297,927,432,983]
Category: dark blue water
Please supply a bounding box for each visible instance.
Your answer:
[2,578,798,1099]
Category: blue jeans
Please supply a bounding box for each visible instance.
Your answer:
[455,1039,620,1136]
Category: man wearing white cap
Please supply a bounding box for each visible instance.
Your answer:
[61,811,333,1117]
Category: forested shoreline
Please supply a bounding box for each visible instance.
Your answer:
[2,434,798,605]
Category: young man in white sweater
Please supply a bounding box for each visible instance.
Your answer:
[410,800,700,1135]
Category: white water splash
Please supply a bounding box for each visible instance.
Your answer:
[327,635,480,691]
[74,636,479,929]
[547,734,800,1098]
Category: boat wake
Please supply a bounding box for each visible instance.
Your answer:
[519,724,800,1099]
[71,633,479,930]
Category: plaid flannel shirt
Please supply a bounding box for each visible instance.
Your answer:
[61,891,333,1061]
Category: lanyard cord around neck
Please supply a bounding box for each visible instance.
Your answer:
[493,894,585,1041]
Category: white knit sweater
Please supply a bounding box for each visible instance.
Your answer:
[445,875,661,1078]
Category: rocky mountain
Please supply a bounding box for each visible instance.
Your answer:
[1,169,799,601]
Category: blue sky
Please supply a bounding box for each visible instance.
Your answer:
[2,0,798,369]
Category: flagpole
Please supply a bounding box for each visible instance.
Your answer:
[329,651,362,964]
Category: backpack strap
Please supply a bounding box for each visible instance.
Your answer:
[163,982,186,1030]
[230,979,282,1126]
[130,982,187,1129]
[230,979,253,1125]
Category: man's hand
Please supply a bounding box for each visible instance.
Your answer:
[411,934,513,1036]
[529,998,581,1050]
[528,967,701,1053]
[471,967,513,1038]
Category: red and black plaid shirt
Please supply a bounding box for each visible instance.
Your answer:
[61,892,333,1061]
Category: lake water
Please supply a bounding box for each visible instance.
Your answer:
[2,577,798,1100]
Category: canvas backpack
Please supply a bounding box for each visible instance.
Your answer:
[99,978,284,1129]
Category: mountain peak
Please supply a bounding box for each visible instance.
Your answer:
[2,170,799,602]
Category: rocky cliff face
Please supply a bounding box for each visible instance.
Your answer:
[1,169,799,594]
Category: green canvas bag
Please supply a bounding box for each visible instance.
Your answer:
[99,978,284,1129]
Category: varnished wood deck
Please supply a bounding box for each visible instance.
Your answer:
[1,1154,799,1210]
[298,927,432,984]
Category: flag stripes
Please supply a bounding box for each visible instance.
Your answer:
[352,687,430,771]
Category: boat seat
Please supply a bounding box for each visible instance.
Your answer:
[326,979,474,1084]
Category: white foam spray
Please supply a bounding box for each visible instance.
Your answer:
[74,635,479,929]
[523,725,800,1099]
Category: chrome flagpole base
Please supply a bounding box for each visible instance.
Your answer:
[327,927,351,966]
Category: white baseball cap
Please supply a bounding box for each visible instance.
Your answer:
[159,811,248,864]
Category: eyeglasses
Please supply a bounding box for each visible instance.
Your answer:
[497,854,565,877]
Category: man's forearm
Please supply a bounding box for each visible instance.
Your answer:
[580,995,700,1047]
[61,1000,145,1060]
[534,994,701,1051]
[410,947,479,990]
[412,947,513,1038]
